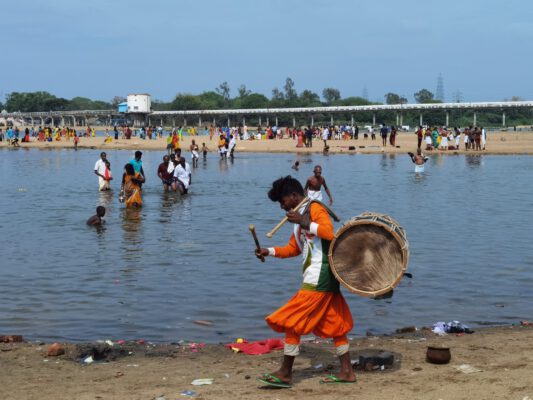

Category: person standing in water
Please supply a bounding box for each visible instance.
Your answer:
[304,165,333,205]
[94,152,112,191]
[408,149,429,173]
[86,206,106,226]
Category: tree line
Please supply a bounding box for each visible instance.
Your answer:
[1,79,531,127]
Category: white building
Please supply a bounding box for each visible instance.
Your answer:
[127,94,151,113]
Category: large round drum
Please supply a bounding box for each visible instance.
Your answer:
[328,212,409,298]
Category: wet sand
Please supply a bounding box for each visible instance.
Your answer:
[2,131,533,155]
[1,325,531,400]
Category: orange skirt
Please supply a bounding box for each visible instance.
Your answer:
[125,188,142,207]
[266,289,353,339]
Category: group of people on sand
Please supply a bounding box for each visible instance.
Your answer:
[416,126,487,151]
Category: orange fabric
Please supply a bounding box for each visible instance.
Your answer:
[309,202,334,240]
[274,234,301,258]
[333,335,349,347]
[124,173,143,207]
[266,289,353,339]
[284,331,300,345]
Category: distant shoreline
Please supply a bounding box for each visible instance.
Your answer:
[2,131,533,155]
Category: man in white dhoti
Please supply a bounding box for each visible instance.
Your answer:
[304,165,333,205]
[172,157,192,195]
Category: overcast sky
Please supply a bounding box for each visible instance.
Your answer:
[2,0,532,103]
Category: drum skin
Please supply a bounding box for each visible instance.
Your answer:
[328,212,409,298]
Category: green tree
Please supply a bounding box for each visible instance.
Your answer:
[170,93,202,110]
[5,91,58,112]
[338,96,372,106]
[111,96,126,107]
[198,91,225,109]
[414,89,436,103]
[298,90,321,107]
[237,84,251,98]
[215,82,231,106]
[385,92,408,105]
[235,93,269,109]
[322,88,341,104]
[284,77,297,102]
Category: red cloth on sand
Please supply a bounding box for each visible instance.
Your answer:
[224,338,284,355]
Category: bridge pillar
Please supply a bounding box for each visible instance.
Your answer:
[351,114,354,126]
[292,116,296,128]
[161,118,163,127]
[372,113,376,126]
[40,117,44,126]
[30,117,34,127]
[266,116,269,126]
[227,116,230,127]
[446,111,449,127]
[61,117,65,126]
[183,118,187,127]
[275,116,278,127]
[400,113,403,126]
[502,111,506,127]
[473,112,477,127]
[198,116,201,127]
[172,118,176,127]
[258,116,262,126]
[396,113,399,126]
[419,113,423,126]
[311,115,314,126]
[330,114,334,126]
[242,116,245,126]
[212,117,216,126]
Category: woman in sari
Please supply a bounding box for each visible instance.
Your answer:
[120,163,144,207]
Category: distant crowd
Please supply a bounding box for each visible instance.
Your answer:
[0,123,487,151]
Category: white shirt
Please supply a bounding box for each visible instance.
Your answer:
[173,162,191,188]
[229,138,236,150]
[322,128,329,140]
[94,159,106,176]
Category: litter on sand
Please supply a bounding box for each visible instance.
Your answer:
[191,378,214,386]
[432,321,474,335]
[455,364,482,374]
[179,390,196,397]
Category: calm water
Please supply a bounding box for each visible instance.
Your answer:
[0,148,532,343]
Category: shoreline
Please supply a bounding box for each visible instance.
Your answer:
[2,131,533,155]
[1,324,531,399]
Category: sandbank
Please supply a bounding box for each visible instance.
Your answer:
[0,325,531,399]
[2,131,533,155]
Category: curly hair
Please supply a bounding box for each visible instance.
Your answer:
[268,175,304,202]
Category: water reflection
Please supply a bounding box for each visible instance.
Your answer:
[121,207,143,264]
[466,154,483,167]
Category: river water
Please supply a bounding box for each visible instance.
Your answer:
[0,148,532,343]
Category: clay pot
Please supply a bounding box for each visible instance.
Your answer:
[426,346,451,364]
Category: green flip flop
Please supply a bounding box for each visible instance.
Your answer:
[257,373,292,388]
[319,374,357,384]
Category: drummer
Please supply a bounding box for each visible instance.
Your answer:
[304,165,333,205]
[255,176,355,388]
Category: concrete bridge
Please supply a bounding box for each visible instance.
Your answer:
[4,100,533,128]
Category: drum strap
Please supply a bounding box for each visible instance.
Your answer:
[302,200,340,222]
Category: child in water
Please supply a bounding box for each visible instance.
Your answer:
[86,206,106,226]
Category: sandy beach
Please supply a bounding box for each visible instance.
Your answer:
[2,130,533,155]
[1,325,531,400]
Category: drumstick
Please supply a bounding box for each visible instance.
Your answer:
[249,224,265,262]
[266,197,309,238]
